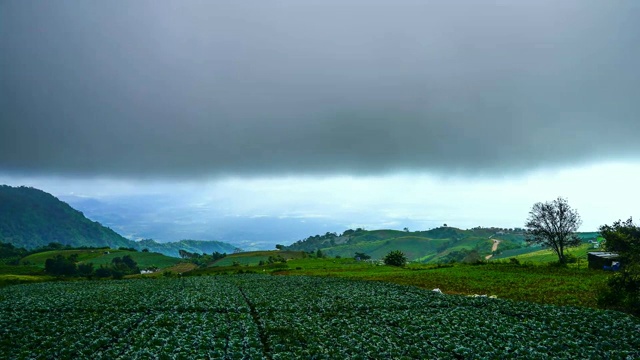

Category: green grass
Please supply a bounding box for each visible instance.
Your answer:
[21,249,106,267]
[20,249,181,269]
[324,237,450,260]
[322,235,504,263]
[83,250,181,269]
[492,245,545,259]
[211,250,306,267]
[269,258,610,308]
[0,264,44,276]
[0,274,53,287]
[497,243,595,264]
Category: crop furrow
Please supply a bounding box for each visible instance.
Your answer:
[237,285,271,360]
[95,310,150,357]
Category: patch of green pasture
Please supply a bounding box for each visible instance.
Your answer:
[0,264,44,276]
[83,251,180,269]
[0,274,53,287]
[323,237,449,260]
[492,245,545,259]
[279,258,609,308]
[21,249,106,267]
[213,256,271,266]
[506,243,594,263]
[212,250,305,267]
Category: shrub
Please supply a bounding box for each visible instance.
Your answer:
[354,252,371,260]
[598,218,640,316]
[564,253,578,264]
[94,267,112,278]
[462,250,483,264]
[383,250,407,267]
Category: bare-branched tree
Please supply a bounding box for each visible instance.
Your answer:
[525,197,582,264]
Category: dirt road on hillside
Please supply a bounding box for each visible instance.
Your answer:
[485,239,501,260]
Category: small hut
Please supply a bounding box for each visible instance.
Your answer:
[587,252,620,270]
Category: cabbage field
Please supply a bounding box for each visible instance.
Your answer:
[1,275,639,359]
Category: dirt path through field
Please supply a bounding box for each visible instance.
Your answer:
[485,239,501,260]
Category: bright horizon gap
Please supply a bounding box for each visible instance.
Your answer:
[1,160,639,248]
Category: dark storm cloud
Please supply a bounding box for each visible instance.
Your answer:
[1,0,639,178]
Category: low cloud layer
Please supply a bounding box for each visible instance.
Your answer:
[2,1,639,178]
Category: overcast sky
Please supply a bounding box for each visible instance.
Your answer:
[1,1,639,245]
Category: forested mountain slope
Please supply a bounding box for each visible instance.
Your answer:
[0,185,132,249]
[0,185,239,257]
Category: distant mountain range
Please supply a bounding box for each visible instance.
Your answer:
[0,185,239,257]
[60,193,345,251]
[284,227,599,263]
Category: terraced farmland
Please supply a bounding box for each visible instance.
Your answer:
[1,275,639,359]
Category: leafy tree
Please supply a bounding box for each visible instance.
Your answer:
[525,197,582,264]
[122,255,137,269]
[211,251,226,261]
[77,263,94,278]
[44,255,77,276]
[275,244,284,250]
[441,249,470,263]
[111,270,125,280]
[112,255,139,274]
[462,250,483,264]
[384,250,407,267]
[316,249,325,258]
[598,218,640,315]
[94,266,112,278]
[354,252,371,260]
[0,242,28,265]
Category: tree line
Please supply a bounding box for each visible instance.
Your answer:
[44,254,140,280]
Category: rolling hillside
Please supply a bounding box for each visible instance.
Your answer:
[21,249,181,269]
[211,250,307,267]
[285,227,599,263]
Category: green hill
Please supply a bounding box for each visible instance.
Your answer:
[0,185,133,249]
[285,226,598,263]
[0,185,239,258]
[21,249,181,269]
